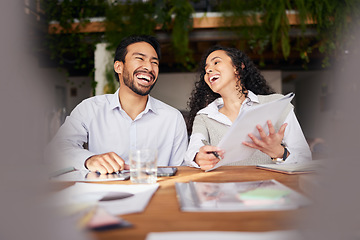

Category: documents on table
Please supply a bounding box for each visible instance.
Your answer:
[146,230,303,240]
[52,182,159,215]
[49,182,157,230]
[207,93,295,172]
[175,179,310,212]
[256,160,325,174]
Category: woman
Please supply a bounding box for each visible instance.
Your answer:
[184,45,311,170]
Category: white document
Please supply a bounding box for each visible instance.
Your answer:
[52,182,159,215]
[207,93,295,171]
[146,230,303,240]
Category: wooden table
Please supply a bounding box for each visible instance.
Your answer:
[90,166,305,240]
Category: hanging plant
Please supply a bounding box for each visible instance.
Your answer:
[167,0,195,70]
[104,0,195,70]
[42,0,107,74]
[104,1,158,51]
[43,0,358,80]
[219,0,360,67]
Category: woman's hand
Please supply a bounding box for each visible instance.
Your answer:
[242,120,288,159]
[194,145,225,171]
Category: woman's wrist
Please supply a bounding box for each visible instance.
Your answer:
[270,145,286,159]
[270,144,290,162]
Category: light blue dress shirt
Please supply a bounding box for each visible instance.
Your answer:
[47,88,188,170]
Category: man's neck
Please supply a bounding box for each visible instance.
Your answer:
[118,86,148,120]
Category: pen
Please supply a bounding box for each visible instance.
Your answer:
[201,139,223,161]
[116,170,130,174]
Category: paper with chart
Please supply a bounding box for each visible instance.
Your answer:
[207,93,295,171]
[175,179,310,212]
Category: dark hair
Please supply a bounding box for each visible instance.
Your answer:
[113,35,161,82]
[187,45,274,134]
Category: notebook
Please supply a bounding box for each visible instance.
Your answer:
[256,160,324,174]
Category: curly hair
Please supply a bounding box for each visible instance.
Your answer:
[186,45,275,134]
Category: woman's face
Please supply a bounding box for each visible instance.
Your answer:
[204,50,238,94]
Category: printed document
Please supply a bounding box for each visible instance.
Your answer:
[51,182,158,215]
[207,93,295,171]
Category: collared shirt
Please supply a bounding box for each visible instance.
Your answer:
[184,91,312,167]
[47,88,188,170]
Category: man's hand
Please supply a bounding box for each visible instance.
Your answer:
[194,145,224,171]
[242,120,288,158]
[85,152,129,174]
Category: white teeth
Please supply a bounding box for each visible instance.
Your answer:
[210,75,219,83]
[137,74,151,81]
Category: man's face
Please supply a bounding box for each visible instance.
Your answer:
[115,42,159,96]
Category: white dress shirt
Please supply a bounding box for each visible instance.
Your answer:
[47,88,188,170]
[184,91,312,167]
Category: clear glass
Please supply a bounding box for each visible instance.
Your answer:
[129,149,158,184]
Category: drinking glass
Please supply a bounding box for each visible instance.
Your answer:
[129,149,158,184]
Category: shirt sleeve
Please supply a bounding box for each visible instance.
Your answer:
[281,109,312,164]
[184,115,209,168]
[168,112,188,166]
[44,101,96,171]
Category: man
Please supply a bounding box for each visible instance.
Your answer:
[47,35,188,174]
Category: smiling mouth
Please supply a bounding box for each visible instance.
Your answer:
[209,75,219,84]
[135,72,154,86]
[136,73,151,82]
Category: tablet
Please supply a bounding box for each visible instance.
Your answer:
[51,170,130,182]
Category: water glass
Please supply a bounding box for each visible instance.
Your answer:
[129,149,158,184]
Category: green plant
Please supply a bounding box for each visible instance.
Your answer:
[219,0,360,67]
[104,0,195,70]
[166,0,195,70]
[43,0,196,94]
[43,0,107,74]
[104,1,157,51]
[44,0,359,86]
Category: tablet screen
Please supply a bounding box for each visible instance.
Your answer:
[51,170,130,182]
